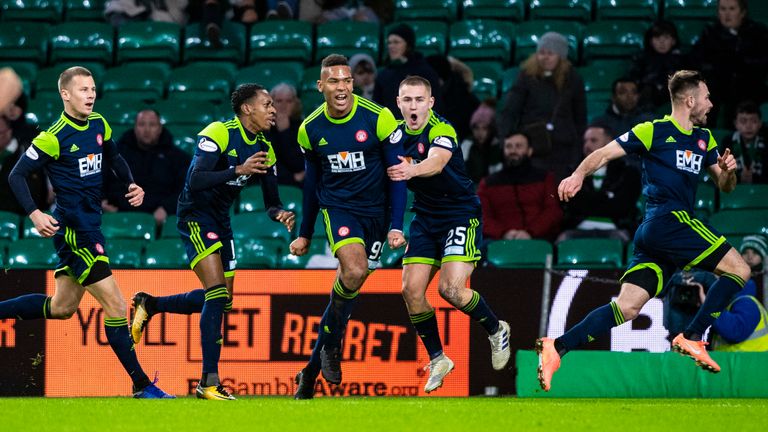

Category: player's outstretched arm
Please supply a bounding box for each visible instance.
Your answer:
[709,147,737,193]
[559,140,626,202]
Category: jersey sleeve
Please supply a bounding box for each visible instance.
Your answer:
[428,121,458,152]
[703,128,719,167]
[618,121,654,154]
[297,120,312,152]
[197,122,229,154]
[31,131,61,160]
[95,113,113,141]
[376,107,399,142]
[260,133,277,167]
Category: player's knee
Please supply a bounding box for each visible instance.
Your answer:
[617,302,641,321]
[52,302,78,319]
[733,259,752,282]
[102,295,127,318]
[402,284,425,306]
[437,280,461,305]
[340,266,367,289]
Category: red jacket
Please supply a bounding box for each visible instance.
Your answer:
[477,162,563,240]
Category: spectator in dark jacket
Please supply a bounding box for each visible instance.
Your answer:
[373,23,442,118]
[0,116,50,215]
[690,0,768,127]
[461,102,502,183]
[269,83,305,187]
[426,54,480,142]
[103,109,190,226]
[477,132,562,241]
[593,78,655,140]
[558,124,642,243]
[629,20,687,110]
[720,100,768,184]
[499,32,587,182]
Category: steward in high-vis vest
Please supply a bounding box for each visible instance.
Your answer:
[712,282,768,352]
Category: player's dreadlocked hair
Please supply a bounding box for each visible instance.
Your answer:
[231,83,266,115]
[321,54,349,69]
[668,70,706,105]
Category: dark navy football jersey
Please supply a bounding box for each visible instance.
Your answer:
[29,112,113,231]
[400,111,480,215]
[297,95,400,216]
[618,115,719,220]
[177,117,278,227]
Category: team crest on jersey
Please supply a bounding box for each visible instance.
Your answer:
[355,130,368,142]
[697,139,707,151]
[96,134,103,146]
[207,232,219,240]
[78,153,102,177]
[676,150,703,174]
[95,243,104,254]
[328,151,366,173]
[417,142,425,154]
[338,226,350,237]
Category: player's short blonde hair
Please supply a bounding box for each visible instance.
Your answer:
[58,66,92,92]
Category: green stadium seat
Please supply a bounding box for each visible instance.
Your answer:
[154,99,220,128]
[107,239,144,269]
[116,21,181,65]
[300,65,321,94]
[394,0,458,21]
[556,238,624,269]
[501,66,519,95]
[0,22,49,64]
[695,184,716,216]
[1,0,63,22]
[586,98,608,123]
[467,61,502,100]
[248,20,313,64]
[384,20,448,57]
[709,209,768,237]
[514,20,581,64]
[462,0,524,21]
[238,185,265,213]
[583,21,646,61]
[236,238,282,269]
[0,240,6,266]
[487,239,553,268]
[168,124,200,156]
[21,216,45,238]
[26,95,62,127]
[528,0,592,22]
[301,92,324,118]
[183,21,246,65]
[159,215,179,239]
[676,20,708,50]
[315,21,380,64]
[719,185,768,210]
[95,97,146,130]
[232,213,291,243]
[101,63,167,102]
[278,185,303,214]
[64,0,105,20]
[49,22,113,65]
[168,63,233,105]
[311,215,329,242]
[449,19,515,64]
[595,0,658,21]
[235,61,303,91]
[8,238,57,268]
[0,211,20,240]
[144,239,187,268]
[34,62,106,100]
[102,212,156,241]
[578,63,625,101]
[281,241,329,269]
[379,242,404,269]
[664,0,716,21]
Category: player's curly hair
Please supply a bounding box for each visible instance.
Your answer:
[231,83,266,115]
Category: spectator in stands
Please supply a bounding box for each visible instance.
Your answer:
[265,0,296,19]
[461,102,501,183]
[105,0,188,26]
[299,0,378,23]
[690,0,768,128]
[629,20,687,110]
[477,132,562,241]
[427,54,480,143]
[558,124,641,243]
[3,92,37,144]
[269,83,305,186]
[720,101,767,184]
[373,23,442,118]
[103,109,190,226]
[499,32,586,182]
[350,53,376,100]
[592,78,655,139]
[0,68,22,115]
[0,116,50,215]
[662,270,717,337]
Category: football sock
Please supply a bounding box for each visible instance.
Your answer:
[459,290,500,335]
[410,310,443,360]
[201,372,220,388]
[684,273,744,341]
[104,317,151,391]
[306,302,332,378]
[200,284,228,378]
[556,301,624,356]
[154,289,204,314]
[0,294,51,320]
[325,279,359,348]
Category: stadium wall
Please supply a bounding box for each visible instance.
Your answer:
[0,269,762,397]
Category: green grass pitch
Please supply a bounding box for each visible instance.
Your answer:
[2,397,766,431]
